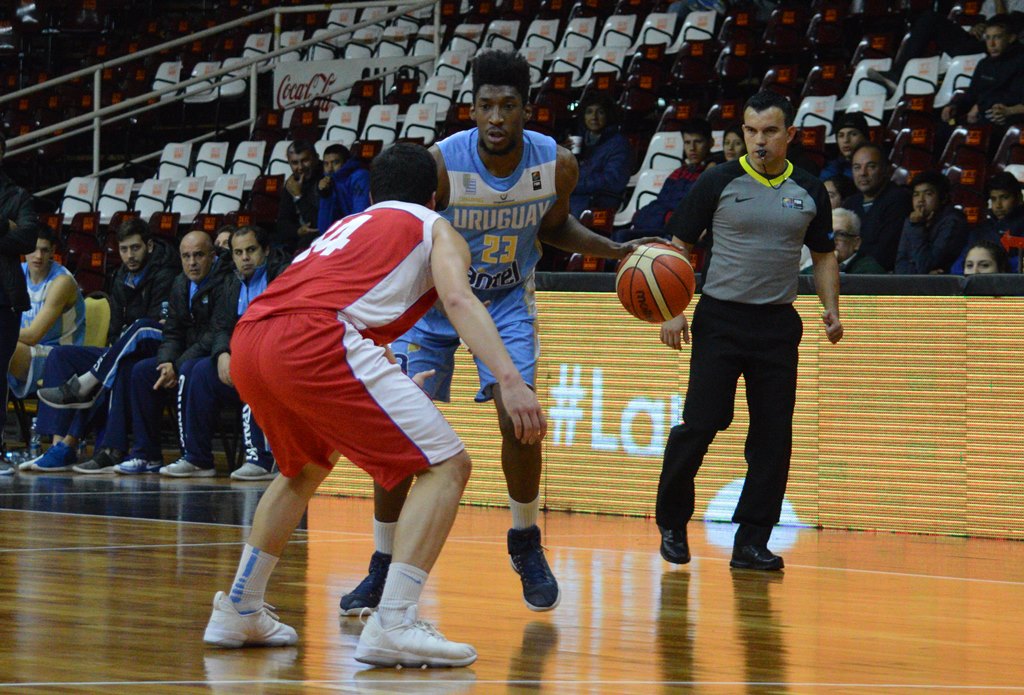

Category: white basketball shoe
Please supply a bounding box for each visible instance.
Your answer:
[203,591,298,648]
[354,605,477,668]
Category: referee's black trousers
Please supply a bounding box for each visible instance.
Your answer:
[656,295,802,548]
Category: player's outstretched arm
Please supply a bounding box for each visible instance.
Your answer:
[537,147,661,258]
[810,250,843,344]
[430,219,546,445]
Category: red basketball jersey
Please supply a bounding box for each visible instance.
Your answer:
[240,202,442,344]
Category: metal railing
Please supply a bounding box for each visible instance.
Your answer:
[3,0,439,197]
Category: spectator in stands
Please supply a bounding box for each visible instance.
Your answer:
[963,239,1011,274]
[317,143,371,233]
[175,225,287,481]
[824,174,856,211]
[568,94,633,218]
[113,231,228,476]
[895,171,969,274]
[719,123,746,163]
[213,224,236,251]
[622,118,714,241]
[951,171,1024,273]
[0,130,40,475]
[833,208,885,273]
[820,112,869,181]
[273,140,322,254]
[30,219,177,473]
[843,143,912,271]
[866,5,1024,98]
[941,15,1024,132]
[6,228,84,410]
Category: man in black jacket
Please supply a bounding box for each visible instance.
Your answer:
[0,132,41,475]
[272,140,322,254]
[114,230,228,475]
[172,226,288,480]
[842,143,913,272]
[34,219,177,472]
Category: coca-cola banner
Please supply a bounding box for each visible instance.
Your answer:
[273,57,416,119]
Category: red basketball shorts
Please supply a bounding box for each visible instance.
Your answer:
[230,312,465,489]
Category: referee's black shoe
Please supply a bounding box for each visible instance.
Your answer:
[658,526,690,564]
[730,545,784,571]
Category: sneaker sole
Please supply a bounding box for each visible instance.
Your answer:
[508,557,561,612]
[31,463,75,472]
[162,468,217,478]
[72,465,114,474]
[230,473,276,481]
[729,560,784,571]
[354,646,477,668]
[115,467,160,475]
[36,396,97,410]
[339,604,377,617]
[203,629,297,649]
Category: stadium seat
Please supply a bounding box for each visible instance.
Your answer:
[343,26,383,59]
[287,107,321,143]
[795,95,836,137]
[276,30,305,63]
[308,29,340,61]
[361,104,400,147]
[245,174,285,226]
[152,61,183,101]
[242,32,273,66]
[571,47,628,89]
[667,10,716,52]
[993,125,1024,171]
[628,12,677,51]
[398,102,439,145]
[420,74,459,117]
[883,56,940,111]
[158,143,193,181]
[521,18,561,52]
[229,141,268,182]
[183,61,223,105]
[835,58,891,112]
[557,16,598,50]
[204,174,247,215]
[484,20,522,52]
[614,169,670,227]
[591,14,637,50]
[547,46,588,82]
[133,178,173,220]
[96,178,133,225]
[322,105,363,147]
[934,52,984,109]
[266,140,293,177]
[192,142,230,179]
[841,93,887,128]
[446,23,485,53]
[170,177,208,226]
[637,131,685,173]
[60,177,99,221]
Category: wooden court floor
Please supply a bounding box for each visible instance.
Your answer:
[0,473,1022,693]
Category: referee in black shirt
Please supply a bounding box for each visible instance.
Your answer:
[656,91,843,571]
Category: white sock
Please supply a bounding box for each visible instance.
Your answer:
[376,562,427,629]
[228,544,279,614]
[374,519,397,556]
[509,495,539,530]
[77,372,100,394]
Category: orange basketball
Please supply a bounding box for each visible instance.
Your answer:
[615,242,696,323]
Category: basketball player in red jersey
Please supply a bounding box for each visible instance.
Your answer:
[202,144,546,668]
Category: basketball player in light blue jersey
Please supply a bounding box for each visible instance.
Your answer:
[7,227,85,405]
[340,49,661,614]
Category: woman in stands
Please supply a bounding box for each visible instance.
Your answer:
[568,94,633,219]
[963,239,1011,274]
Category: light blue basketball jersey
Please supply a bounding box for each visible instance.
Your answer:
[437,128,558,293]
[21,261,86,347]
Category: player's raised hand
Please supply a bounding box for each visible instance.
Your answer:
[503,382,547,445]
